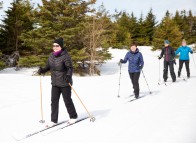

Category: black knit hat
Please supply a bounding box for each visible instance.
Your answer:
[54,37,64,48]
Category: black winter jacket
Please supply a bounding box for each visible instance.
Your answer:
[41,49,73,87]
[160,46,175,62]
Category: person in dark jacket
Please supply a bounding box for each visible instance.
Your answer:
[38,38,78,127]
[120,42,144,99]
[175,39,193,78]
[158,40,176,82]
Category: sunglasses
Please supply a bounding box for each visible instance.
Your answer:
[53,44,60,47]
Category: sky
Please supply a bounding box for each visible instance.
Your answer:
[0,0,196,22]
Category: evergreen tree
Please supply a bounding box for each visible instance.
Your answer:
[173,10,188,39]
[173,10,183,27]
[129,12,138,40]
[113,11,132,48]
[0,0,34,54]
[0,1,4,53]
[112,23,131,49]
[152,13,182,50]
[143,8,157,45]
[186,10,196,44]
[191,16,196,44]
[0,1,3,9]
[20,0,95,68]
[165,10,170,17]
[173,10,196,44]
[136,13,147,45]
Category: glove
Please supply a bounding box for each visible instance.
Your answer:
[139,66,143,71]
[120,59,124,63]
[37,67,44,75]
[65,75,72,83]
[158,57,161,60]
[139,64,143,69]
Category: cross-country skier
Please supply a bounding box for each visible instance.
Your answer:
[120,42,144,99]
[37,38,78,127]
[158,40,176,82]
[175,39,193,78]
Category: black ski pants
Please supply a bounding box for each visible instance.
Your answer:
[163,61,176,81]
[51,86,78,123]
[178,60,190,77]
[129,72,140,98]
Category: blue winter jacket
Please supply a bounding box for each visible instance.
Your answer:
[175,46,193,60]
[121,48,144,73]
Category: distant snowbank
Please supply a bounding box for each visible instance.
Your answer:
[189,44,196,48]
[0,67,38,76]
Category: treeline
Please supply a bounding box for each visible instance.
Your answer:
[0,0,195,74]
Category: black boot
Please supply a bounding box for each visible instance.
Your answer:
[178,71,180,77]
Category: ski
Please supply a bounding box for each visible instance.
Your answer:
[158,80,178,86]
[42,117,89,136]
[60,117,89,129]
[12,120,68,141]
[124,94,134,99]
[179,76,187,81]
[125,92,150,103]
[158,81,167,86]
[128,96,145,102]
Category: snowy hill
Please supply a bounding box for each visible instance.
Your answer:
[0,46,196,143]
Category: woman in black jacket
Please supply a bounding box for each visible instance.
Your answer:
[158,40,176,82]
[38,38,78,127]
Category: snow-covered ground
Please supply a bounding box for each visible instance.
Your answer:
[0,46,196,143]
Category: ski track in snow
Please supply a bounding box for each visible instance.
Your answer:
[0,46,196,143]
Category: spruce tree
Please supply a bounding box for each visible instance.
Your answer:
[143,8,157,45]
[173,10,196,44]
[112,23,131,49]
[129,12,138,40]
[113,11,132,48]
[0,1,4,52]
[0,1,3,9]
[21,0,95,68]
[0,0,34,54]
[173,10,183,27]
[191,16,196,45]
[186,10,196,44]
[137,13,147,45]
[152,13,182,50]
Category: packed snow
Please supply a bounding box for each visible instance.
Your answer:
[0,46,196,143]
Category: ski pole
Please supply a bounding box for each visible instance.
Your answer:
[141,70,152,94]
[39,76,45,123]
[117,62,122,98]
[68,83,95,122]
[158,59,161,83]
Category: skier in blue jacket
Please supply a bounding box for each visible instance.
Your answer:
[175,39,193,78]
[120,42,144,99]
